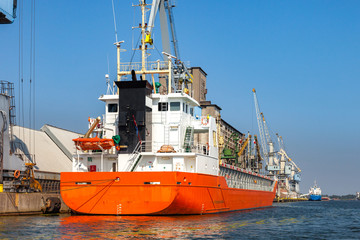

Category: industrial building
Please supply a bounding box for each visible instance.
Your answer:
[0,81,79,192]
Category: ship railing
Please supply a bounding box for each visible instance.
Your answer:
[134,141,209,155]
[119,61,170,72]
[125,141,144,171]
[138,141,153,152]
[131,141,204,155]
[227,180,274,192]
[119,60,191,73]
[220,167,274,192]
[192,144,209,155]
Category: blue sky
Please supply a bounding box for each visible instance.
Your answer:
[1,0,359,195]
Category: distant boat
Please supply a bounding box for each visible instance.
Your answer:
[309,181,322,201]
[356,192,360,200]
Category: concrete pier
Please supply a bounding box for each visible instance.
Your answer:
[274,197,308,203]
[0,192,70,215]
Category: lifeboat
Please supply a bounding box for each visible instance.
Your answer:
[73,137,114,151]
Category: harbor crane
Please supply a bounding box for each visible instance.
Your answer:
[276,134,301,173]
[252,89,277,171]
[252,89,268,162]
[252,88,303,198]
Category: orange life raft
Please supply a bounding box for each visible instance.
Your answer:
[73,137,115,151]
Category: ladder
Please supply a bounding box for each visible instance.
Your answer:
[164,126,170,145]
[126,141,142,171]
[183,126,194,152]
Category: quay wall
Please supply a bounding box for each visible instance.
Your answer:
[0,192,70,215]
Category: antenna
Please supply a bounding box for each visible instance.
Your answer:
[105,54,114,95]
[106,73,114,95]
[111,0,118,43]
[107,54,110,75]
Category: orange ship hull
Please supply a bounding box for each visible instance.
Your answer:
[61,172,277,215]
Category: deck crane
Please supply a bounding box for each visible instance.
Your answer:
[146,0,193,92]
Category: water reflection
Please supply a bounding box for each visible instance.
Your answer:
[4,202,357,239]
[58,208,275,239]
[60,214,226,239]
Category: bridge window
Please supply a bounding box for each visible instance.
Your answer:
[170,102,180,111]
[183,104,188,113]
[108,104,118,113]
[158,102,168,111]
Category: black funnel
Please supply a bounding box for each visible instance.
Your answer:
[131,70,137,81]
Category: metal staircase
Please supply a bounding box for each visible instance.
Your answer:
[126,141,142,172]
[183,126,194,152]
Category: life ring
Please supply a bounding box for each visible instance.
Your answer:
[14,170,20,179]
[201,117,209,125]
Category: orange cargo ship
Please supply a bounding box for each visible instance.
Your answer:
[60,0,277,215]
[61,171,276,215]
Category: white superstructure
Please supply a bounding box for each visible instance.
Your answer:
[71,0,274,194]
[309,181,322,196]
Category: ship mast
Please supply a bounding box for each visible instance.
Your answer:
[115,40,124,82]
[115,1,172,93]
[140,0,147,81]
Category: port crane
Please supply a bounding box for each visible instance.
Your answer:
[252,89,268,162]
[276,134,301,173]
[252,89,278,171]
[276,134,301,195]
[252,89,304,198]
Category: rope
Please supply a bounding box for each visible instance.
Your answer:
[19,0,24,139]
[129,32,142,66]
[41,179,114,194]
[75,180,115,211]
[60,178,117,184]
[154,44,164,60]
[17,0,23,139]
[33,0,36,157]
[29,0,33,155]
[88,181,115,213]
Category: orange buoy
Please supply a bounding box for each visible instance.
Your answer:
[14,170,20,178]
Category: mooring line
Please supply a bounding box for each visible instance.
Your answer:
[75,180,115,211]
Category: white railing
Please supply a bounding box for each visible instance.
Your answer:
[130,140,209,156]
[192,144,209,155]
[119,61,169,72]
[220,167,274,192]
[125,141,143,171]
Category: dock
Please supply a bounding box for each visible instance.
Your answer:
[274,197,308,203]
[0,192,70,216]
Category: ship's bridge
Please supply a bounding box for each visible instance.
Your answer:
[150,92,217,155]
[99,94,119,139]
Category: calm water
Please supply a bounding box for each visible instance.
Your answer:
[0,201,359,239]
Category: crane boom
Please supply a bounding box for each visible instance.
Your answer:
[261,113,273,147]
[145,0,193,87]
[164,0,180,59]
[254,135,263,163]
[237,135,251,157]
[279,148,301,173]
[252,89,268,163]
[147,0,160,34]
